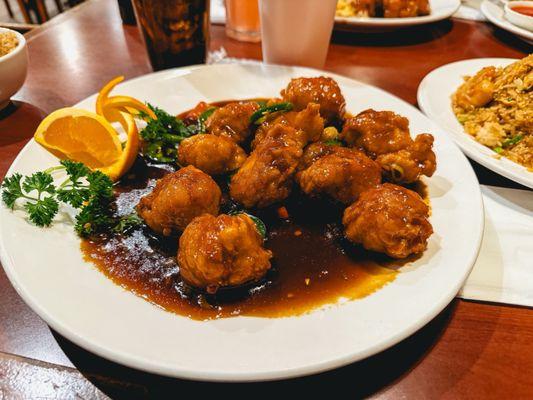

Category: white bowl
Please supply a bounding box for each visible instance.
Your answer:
[0,28,28,110]
[505,1,533,31]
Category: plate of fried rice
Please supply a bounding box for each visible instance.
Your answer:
[335,0,460,30]
[418,55,533,189]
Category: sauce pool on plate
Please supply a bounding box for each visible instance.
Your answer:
[81,160,426,320]
[80,100,428,321]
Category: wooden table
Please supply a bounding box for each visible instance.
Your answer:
[1,0,531,397]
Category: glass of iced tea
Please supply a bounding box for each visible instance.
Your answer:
[225,0,261,43]
[131,0,210,71]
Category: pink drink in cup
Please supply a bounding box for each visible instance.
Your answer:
[258,0,338,69]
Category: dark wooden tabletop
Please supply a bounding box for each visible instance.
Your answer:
[0,0,532,397]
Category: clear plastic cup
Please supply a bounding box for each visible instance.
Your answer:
[225,0,261,43]
[258,0,337,69]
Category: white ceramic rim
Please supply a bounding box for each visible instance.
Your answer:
[0,64,484,381]
[481,0,533,42]
[417,57,533,189]
[334,0,460,27]
[0,27,26,63]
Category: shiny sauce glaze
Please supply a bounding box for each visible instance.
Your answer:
[81,102,427,320]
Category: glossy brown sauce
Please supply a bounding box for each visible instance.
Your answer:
[81,102,427,320]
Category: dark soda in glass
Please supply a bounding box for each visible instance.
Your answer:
[132,0,210,71]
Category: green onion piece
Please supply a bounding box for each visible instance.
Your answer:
[247,214,267,238]
[250,102,293,124]
[502,134,523,148]
[196,106,217,133]
[199,107,217,123]
[229,210,267,238]
[324,139,343,146]
[493,147,504,154]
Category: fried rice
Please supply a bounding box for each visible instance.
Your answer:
[0,31,18,57]
[451,54,533,170]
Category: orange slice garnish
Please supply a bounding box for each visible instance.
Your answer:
[96,76,157,123]
[97,111,140,181]
[34,108,140,182]
[34,108,122,168]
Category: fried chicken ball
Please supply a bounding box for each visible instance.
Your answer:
[377,134,436,183]
[177,213,273,292]
[252,103,324,148]
[230,124,305,208]
[349,0,377,17]
[296,143,381,204]
[382,0,430,17]
[341,109,436,182]
[298,142,338,170]
[205,101,260,143]
[341,109,412,157]
[137,166,221,236]
[281,77,346,123]
[343,183,433,258]
[416,0,431,15]
[177,134,247,175]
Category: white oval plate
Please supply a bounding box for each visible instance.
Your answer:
[481,0,533,44]
[335,0,460,31]
[0,64,483,382]
[417,58,533,189]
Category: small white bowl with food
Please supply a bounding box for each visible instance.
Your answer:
[0,28,28,110]
[505,1,533,32]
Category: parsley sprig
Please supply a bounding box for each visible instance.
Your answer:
[139,104,200,163]
[2,160,142,237]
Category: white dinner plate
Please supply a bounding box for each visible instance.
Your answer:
[0,64,483,382]
[481,0,533,44]
[334,0,460,31]
[417,58,533,189]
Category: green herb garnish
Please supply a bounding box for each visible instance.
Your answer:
[2,160,141,237]
[250,102,293,125]
[139,104,198,163]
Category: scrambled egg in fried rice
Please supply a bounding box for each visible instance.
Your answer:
[452,55,533,170]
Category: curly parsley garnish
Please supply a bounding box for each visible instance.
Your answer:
[2,160,141,237]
